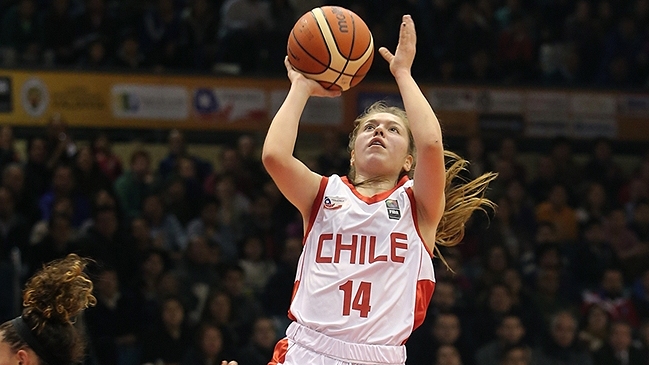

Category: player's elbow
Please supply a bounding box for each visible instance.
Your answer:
[261,146,285,171]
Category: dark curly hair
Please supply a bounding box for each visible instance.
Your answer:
[0,254,96,365]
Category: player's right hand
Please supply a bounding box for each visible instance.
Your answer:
[285,56,341,98]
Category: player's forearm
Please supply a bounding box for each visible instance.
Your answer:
[394,72,443,151]
[262,83,310,167]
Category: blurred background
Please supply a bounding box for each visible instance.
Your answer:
[0,1,649,365]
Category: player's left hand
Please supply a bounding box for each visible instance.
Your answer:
[221,361,238,365]
[379,14,416,78]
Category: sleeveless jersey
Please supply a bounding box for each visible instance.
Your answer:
[288,175,436,346]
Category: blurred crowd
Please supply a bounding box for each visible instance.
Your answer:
[0,115,649,365]
[1,0,649,87]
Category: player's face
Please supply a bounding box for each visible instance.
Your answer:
[351,112,412,178]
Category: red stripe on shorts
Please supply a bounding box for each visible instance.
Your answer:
[268,338,289,365]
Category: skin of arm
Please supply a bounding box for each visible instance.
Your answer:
[378,15,446,247]
[261,58,340,221]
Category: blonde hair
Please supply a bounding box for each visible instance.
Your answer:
[347,101,497,268]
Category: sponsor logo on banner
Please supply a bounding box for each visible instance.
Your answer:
[271,90,343,125]
[112,84,188,120]
[21,78,49,117]
[525,117,570,138]
[194,87,266,122]
[0,77,11,113]
[618,94,649,117]
[477,90,523,114]
[428,88,477,111]
[52,86,106,111]
[571,94,616,116]
[479,114,524,136]
[572,116,617,138]
[525,92,570,119]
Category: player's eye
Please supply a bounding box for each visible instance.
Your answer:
[389,127,399,133]
[364,124,375,131]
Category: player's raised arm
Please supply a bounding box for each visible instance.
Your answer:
[262,57,341,218]
[378,15,446,237]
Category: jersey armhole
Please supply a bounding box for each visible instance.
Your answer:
[303,176,329,245]
[406,186,435,258]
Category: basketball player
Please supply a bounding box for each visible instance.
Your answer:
[263,14,495,365]
[0,254,238,365]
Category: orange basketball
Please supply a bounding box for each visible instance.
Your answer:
[287,6,374,91]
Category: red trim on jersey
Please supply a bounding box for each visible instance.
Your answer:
[341,175,410,204]
[287,280,300,321]
[303,177,329,246]
[413,279,435,332]
[268,338,289,365]
[405,187,434,258]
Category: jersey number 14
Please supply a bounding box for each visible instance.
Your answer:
[339,280,372,317]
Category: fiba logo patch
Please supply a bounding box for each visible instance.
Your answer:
[385,199,401,220]
[21,78,49,117]
[324,196,345,210]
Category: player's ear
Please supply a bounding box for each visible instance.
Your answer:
[403,154,413,172]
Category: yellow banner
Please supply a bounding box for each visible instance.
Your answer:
[1,70,647,140]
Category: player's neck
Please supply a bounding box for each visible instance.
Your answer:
[353,174,399,197]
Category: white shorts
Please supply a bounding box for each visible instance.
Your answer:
[269,322,407,365]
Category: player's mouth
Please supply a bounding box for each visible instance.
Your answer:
[368,138,385,148]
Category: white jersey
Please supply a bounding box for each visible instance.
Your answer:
[288,175,436,346]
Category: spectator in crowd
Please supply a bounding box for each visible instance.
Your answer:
[74,0,117,63]
[159,129,212,183]
[475,315,527,365]
[22,137,51,203]
[631,268,649,320]
[630,199,649,242]
[578,303,611,353]
[236,316,277,365]
[39,164,91,227]
[0,126,18,173]
[534,311,593,365]
[535,184,579,243]
[84,267,140,365]
[314,130,349,177]
[27,212,75,276]
[583,268,640,328]
[114,149,153,220]
[73,205,125,273]
[0,185,29,260]
[201,290,240,349]
[42,0,76,65]
[593,321,647,365]
[572,219,619,289]
[181,0,220,70]
[576,183,611,226]
[238,234,276,295]
[435,344,464,365]
[92,133,123,182]
[141,296,194,365]
[141,193,187,259]
[216,0,274,72]
[44,114,78,169]
[499,345,532,365]
[182,322,232,365]
[604,208,649,278]
[0,0,42,66]
[73,145,112,201]
[236,134,266,194]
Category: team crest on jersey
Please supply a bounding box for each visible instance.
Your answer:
[385,199,401,220]
[323,196,345,209]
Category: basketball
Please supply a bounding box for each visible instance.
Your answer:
[287,6,374,92]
